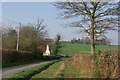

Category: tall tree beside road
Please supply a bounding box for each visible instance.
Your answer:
[53,1,119,58]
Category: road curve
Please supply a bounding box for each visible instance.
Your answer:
[2,60,57,78]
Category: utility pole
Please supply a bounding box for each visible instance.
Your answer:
[16,23,21,50]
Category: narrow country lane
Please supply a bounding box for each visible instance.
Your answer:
[2,60,57,78]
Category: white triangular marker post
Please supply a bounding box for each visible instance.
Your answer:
[43,45,50,56]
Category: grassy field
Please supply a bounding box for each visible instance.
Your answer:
[59,43,118,56]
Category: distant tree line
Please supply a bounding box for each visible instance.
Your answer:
[71,37,111,45]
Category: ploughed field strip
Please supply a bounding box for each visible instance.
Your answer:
[31,61,65,79]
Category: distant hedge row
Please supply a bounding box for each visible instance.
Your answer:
[2,49,61,64]
[2,49,34,64]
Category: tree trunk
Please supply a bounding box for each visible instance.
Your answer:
[90,35,95,57]
[90,18,95,58]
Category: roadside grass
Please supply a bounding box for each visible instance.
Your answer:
[11,62,55,80]
[57,59,81,78]
[59,43,118,56]
[31,61,65,79]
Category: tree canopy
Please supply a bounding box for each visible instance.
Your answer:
[53,1,119,56]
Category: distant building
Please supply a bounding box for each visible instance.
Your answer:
[43,38,54,44]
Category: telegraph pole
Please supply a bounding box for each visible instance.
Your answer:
[16,23,21,50]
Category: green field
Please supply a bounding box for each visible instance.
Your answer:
[59,43,118,56]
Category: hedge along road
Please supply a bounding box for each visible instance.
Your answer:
[2,60,58,78]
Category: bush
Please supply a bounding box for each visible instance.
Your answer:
[2,49,34,64]
[51,34,61,55]
[32,49,43,59]
[42,55,60,61]
[95,50,119,78]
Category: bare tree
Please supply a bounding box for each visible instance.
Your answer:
[19,18,47,51]
[35,18,47,39]
[53,1,119,57]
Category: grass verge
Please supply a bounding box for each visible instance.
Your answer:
[11,61,56,80]
[31,61,65,79]
[57,59,82,78]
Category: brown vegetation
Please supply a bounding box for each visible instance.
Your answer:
[72,54,95,78]
[71,50,119,78]
[95,50,119,78]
